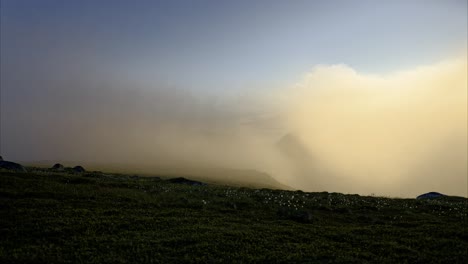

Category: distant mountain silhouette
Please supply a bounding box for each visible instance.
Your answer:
[276,133,314,165]
[276,133,344,192]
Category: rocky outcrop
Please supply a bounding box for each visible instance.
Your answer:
[168,177,206,186]
[0,160,27,172]
[72,166,86,173]
[51,163,65,171]
[416,192,446,199]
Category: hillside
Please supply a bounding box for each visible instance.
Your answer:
[24,161,291,191]
[1,169,467,263]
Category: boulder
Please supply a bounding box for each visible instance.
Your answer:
[168,177,206,186]
[72,166,86,173]
[416,192,446,199]
[0,156,3,161]
[0,160,27,172]
[51,163,65,171]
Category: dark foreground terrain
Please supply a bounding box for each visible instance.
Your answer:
[0,169,467,263]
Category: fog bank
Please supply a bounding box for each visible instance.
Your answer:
[1,57,466,197]
[281,57,467,197]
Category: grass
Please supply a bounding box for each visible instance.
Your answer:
[0,169,467,263]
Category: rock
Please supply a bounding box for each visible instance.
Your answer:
[277,207,314,223]
[0,160,27,172]
[72,166,86,173]
[168,177,206,186]
[51,163,65,171]
[416,192,446,199]
[0,156,3,161]
[297,210,314,223]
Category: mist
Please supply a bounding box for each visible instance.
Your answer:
[280,57,467,197]
[1,57,467,197]
[1,65,291,179]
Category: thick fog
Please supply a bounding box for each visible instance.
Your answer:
[281,58,467,197]
[1,57,466,197]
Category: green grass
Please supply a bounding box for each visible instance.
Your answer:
[0,169,467,263]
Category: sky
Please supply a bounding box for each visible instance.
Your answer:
[0,0,467,197]
[2,0,466,91]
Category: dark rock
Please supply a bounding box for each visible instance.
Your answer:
[316,205,332,211]
[0,160,27,172]
[417,192,446,199]
[229,202,238,210]
[51,163,65,171]
[0,156,3,161]
[357,215,379,224]
[168,177,206,186]
[72,166,86,173]
[277,207,314,223]
[334,207,352,214]
[297,210,314,223]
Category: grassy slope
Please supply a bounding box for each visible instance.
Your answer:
[24,161,292,190]
[0,170,467,263]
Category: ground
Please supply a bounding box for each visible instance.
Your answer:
[0,169,467,263]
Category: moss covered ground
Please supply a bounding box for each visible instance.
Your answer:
[0,170,467,263]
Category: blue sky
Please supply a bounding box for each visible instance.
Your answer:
[2,0,466,93]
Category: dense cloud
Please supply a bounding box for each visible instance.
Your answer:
[1,57,466,197]
[281,58,467,197]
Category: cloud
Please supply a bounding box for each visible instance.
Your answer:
[1,73,290,179]
[1,56,466,197]
[281,57,467,197]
